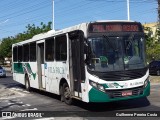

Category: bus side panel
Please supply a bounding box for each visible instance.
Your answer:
[81,67,90,102]
[45,62,58,94]
[12,62,39,89]
[45,62,69,95]
[12,63,25,85]
[28,62,39,89]
[13,73,25,85]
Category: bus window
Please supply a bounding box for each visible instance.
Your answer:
[55,35,67,61]
[45,37,54,61]
[30,42,36,61]
[18,46,23,62]
[23,44,29,62]
[13,47,18,62]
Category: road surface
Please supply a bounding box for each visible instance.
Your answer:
[0,72,160,120]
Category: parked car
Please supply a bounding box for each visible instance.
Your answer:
[0,66,6,77]
[149,61,160,76]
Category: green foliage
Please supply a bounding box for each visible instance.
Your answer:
[144,26,160,62]
[0,22,52,61]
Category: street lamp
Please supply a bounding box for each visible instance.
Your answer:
[52,0,55,30]
[127,0,130,21]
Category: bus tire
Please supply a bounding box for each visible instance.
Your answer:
[60,86,64,102]
[62,83,73,105]
[25,75,30,91]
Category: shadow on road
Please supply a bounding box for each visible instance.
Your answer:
[0,76,151,112]
[73,97,150,112]
[0,100,24,111]
[29,87,150,112]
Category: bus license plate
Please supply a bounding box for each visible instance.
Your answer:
[122,91,132,96]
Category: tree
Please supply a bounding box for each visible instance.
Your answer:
[0,22,52,63]
[0,38,14,64]
[144,26,160,62]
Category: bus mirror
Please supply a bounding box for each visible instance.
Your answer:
[84,42,91,65]
[84,41,89,54]
[84,57,90,65]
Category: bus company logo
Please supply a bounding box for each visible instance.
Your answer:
[107,82,126,88]
[2,112,12,118]
[1,112,43,118]
[130,81,144,86]
[120,77,130,80]
[122,83,128,88]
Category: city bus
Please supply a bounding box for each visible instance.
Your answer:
[12,20,150,104]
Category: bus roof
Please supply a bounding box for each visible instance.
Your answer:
[12,23,88,46]
[12,20,139,47]
[91,20,136,23]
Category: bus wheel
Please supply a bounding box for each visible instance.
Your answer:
[25,75,30,91]
[62,83,73,105]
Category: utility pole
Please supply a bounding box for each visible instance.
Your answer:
[52,0,55,30]
[127,0,130,21]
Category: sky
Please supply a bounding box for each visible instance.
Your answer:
[0,0,157,40]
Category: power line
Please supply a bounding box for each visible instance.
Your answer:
[0,0,157,39]
[0,1,50,20]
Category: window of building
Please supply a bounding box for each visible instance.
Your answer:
[55,35,67,61]
[45,37,54,61]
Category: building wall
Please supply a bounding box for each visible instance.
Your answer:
[143,22,158,37]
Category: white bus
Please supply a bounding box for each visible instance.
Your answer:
[12,20,150,104]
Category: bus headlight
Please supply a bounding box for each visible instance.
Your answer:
[89,80,105,92]
[144,77,149,88]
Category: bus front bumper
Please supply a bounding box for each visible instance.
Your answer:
[89,82,150,102]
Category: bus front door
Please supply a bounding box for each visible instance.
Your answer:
[37,41,46,89]
[69,31,85,98]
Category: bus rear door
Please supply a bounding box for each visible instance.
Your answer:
[37,40,46,89]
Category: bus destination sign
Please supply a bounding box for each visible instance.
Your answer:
[89,23,142,32]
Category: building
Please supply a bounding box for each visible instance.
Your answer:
[143,22,158,37]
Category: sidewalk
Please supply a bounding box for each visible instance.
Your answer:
[150,76,160,84]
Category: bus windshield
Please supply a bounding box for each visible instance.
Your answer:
[87,35,146,72]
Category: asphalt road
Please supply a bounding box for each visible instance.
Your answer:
[0,72,160,120]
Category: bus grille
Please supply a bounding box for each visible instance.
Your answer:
[89,67,148,81]
[105,86,144,98]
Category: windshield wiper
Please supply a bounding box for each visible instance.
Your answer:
[126,34,134,50]
[103,35,118,52]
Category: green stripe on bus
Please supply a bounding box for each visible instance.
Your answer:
[13,63,36,80]
[89,82,150,102]
[13,63,24,74]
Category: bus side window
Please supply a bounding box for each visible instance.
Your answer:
[30,42,36,62]
[13,46,18,62]
[18,46,23,62]
[55,35,67,61]
[45,37,54,61]
[23,44,29,62]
